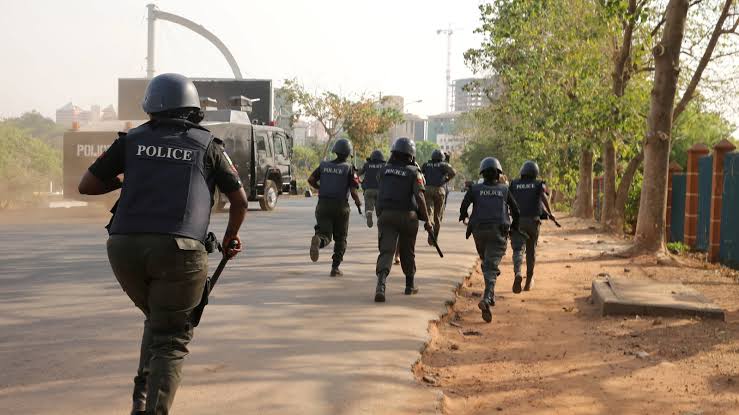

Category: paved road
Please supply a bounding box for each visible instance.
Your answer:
[0,195,477,415]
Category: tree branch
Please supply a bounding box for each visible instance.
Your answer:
[673,0,734,122]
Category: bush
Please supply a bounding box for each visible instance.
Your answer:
[667,241,689,255]
[0,124,62,207]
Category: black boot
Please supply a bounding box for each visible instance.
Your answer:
[374,273,388,302]
[404,274,418,295]
[513,273,523,294]
[330,266,343,277]
[524,274,534,291]
[478,281,495,323]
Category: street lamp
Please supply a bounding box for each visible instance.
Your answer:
[403,99,423,112]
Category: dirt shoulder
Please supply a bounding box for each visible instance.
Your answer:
[416,217,739,415]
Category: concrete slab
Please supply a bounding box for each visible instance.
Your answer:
[591,276,725,320]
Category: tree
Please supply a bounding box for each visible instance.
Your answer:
[281,79,351,158]
[465,0,616,215]
[344,97,403,158]
[632,0,739,254]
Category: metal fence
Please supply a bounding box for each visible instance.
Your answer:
[720,153,739,268]
[670,173,686,243]
[696,155,713,251]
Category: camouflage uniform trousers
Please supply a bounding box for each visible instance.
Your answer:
[107,234,208,415]
[424,185,446,241]
[510,217,541,278]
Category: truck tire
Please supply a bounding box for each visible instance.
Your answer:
[213,190,227,213]
[259,180,278,211]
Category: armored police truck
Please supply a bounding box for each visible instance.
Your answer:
[63,109,294,211]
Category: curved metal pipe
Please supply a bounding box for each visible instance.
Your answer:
[147,5,243,79]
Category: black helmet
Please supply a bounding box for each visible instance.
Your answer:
[479,157,503,174]
[370,149,385,162]
[332,138,353,157]
[391,137,416,157]
[431,149,443,162]
[520,160,540,178]
[142,73,201,114]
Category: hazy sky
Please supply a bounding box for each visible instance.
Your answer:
[0,0,485,119]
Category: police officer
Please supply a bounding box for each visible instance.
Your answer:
[358,149,385,228]
[421,149,456,245]
[509,160,555,292]
[78,73,248,415]
[307,138,362,276]
[374,137,433,302]
[459,157,520,323]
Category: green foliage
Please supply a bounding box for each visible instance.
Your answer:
[415,141,440,166]
[291,144,322,189]
[670,101,735,167]
[0,123,62,207]
[3,111,65,144]
[667,241,689,255]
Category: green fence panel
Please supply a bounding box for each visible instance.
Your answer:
[720,153,739,269]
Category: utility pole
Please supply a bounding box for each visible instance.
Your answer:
[436,25,454,112]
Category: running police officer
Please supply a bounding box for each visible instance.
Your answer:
[421,149,456,245]
[308,138,362,277]
[374,137,433,302]
[358,149,385,228]
[509,160,555,292]
[459,157,520,323]
[78,73,248,415]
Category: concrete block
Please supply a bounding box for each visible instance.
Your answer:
[592,276,725,320]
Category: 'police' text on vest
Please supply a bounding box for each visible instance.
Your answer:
[136,145,194,161]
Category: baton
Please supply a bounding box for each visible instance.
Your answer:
[191,239,239,327]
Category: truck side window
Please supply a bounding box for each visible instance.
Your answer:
[256,132,272,157]
[274,135,285,157]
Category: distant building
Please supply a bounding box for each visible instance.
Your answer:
[452,77,499,112]
[292,120,309,146]
[101,105,117,121]
[427,111,462,144]
[307,119,329,143]
[436,133,468,153]
[56,102,116,128]
[390,113,426,142]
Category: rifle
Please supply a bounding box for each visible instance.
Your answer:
[191,237,239,327]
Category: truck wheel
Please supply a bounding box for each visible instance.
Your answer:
[213,190,227,213]
[259,180,278,211]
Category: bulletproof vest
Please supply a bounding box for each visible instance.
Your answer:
[377,162,419,212]
[318,160,352,200]
[423,161,448,187]
[361,161,384,190]
[469,182,511,226]
[510,178,543,218]
[110,122,214,242]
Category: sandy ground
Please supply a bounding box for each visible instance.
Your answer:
[416,216,739,415]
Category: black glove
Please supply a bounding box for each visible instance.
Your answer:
[357,204,363,215]
[459,213,468,222]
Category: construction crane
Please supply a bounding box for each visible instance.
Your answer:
[436,25,454,112]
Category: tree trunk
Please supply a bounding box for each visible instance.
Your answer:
[601,139,617,226]
[609,150,644,232]
[632,0,689,254]
[573,148,594,219]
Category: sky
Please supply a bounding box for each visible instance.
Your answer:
[0,0,486,120]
